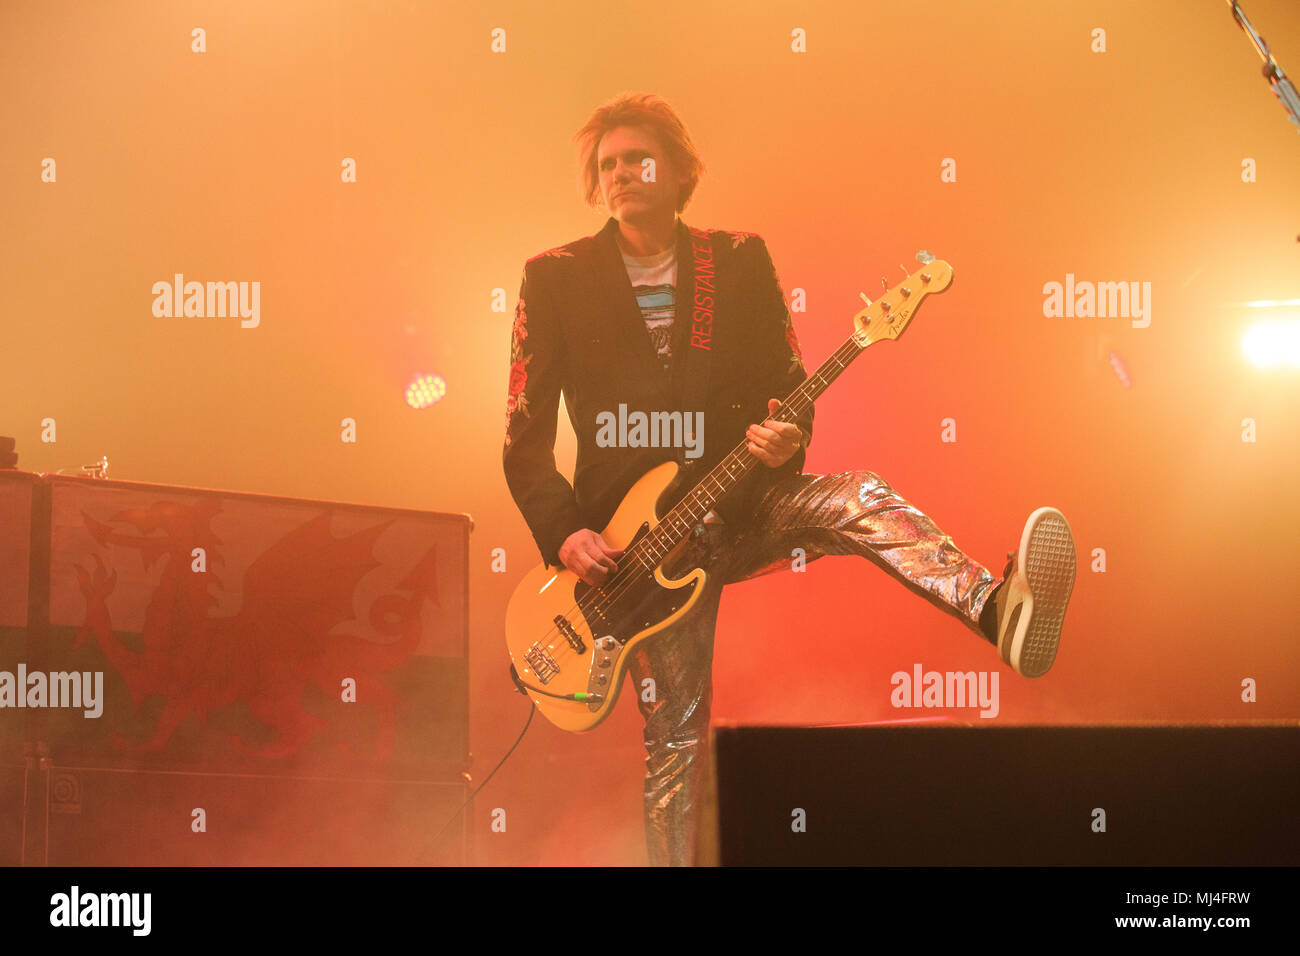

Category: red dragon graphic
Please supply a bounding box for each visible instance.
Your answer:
[72,499,434,764]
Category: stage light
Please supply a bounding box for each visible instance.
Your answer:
[1241,317,1300,368]
[405,374,447,408]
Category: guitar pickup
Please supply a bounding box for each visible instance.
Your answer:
[553,614,587,654]
[524,642,560,684]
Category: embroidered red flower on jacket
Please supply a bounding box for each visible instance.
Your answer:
[504,291,533,446]
[510,294,527,359]
[508,359,528,397]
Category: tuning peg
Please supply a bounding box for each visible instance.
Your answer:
[859,292,873,308]
[915,250,935,264]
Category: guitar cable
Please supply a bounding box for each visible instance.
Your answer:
[509,661,605,703]
[427,662,608,856]
[427,688,537,857]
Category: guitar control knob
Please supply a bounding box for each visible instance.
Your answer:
[599,657,611,668]
[596,674,608,685]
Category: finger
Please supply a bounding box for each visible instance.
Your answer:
[747,423,777,443]
[759,425,796,446]
[748,440,775,466]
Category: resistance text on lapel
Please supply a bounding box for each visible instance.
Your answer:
[688,225,715,351]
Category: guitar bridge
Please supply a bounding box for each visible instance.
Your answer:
[554,614,586,654]
[524,642,560,684]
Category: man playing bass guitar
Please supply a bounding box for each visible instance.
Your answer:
[502,92,1077,866]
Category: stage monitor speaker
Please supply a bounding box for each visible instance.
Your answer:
[706,722,1300,866]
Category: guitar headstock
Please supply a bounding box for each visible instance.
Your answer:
[851,252,953,347]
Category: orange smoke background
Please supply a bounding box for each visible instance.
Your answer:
[3,0,1298,865]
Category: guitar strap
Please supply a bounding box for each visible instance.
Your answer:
[674,224,717,454]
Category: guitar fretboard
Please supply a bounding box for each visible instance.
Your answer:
[620,333,866,574]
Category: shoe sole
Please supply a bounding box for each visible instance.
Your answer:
[1002,507,1076,678]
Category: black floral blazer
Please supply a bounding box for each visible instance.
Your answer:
[502,214,814,568]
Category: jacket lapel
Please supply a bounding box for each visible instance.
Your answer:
[592,215,693,403]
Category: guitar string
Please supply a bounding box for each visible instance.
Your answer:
[518,264,941,700]
[529,337,860,679]
[523,427,793,680]
[570,336,860,621]
[520,335,864,686]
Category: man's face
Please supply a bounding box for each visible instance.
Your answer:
[596,125,682,222]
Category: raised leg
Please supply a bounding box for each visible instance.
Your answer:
[719,470,1000,638]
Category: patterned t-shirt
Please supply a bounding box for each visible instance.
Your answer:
[619,243,678,372]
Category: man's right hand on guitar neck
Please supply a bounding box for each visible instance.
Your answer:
[559,529,626,588]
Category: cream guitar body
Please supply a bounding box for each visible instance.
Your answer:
[505,460,706,732]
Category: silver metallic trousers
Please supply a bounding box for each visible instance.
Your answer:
[627,470,1001,866]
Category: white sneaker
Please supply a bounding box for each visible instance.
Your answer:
[995,507,1077,678]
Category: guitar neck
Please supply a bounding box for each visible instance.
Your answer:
[634,334,865,568]
[622,254,951,572]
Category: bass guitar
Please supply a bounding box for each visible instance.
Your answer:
[505,253,953,731]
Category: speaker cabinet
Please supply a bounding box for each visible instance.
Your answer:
[707,722,1300,866]
[1,470,473,865]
